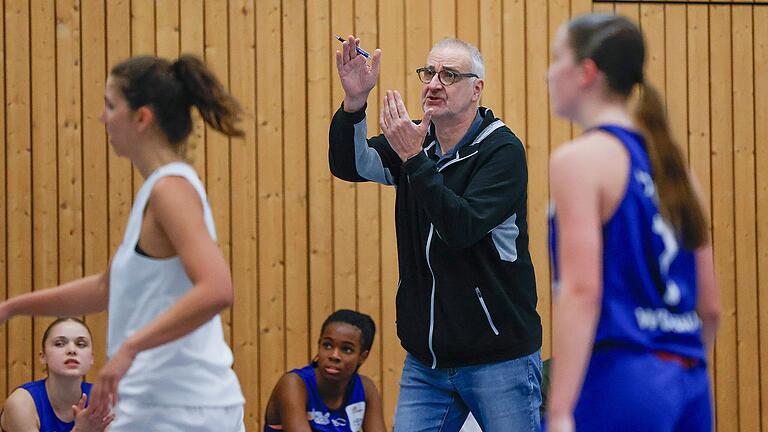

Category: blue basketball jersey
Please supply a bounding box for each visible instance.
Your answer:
[548,125,705,362]
[264,364,367,432]
[19,379,93,432]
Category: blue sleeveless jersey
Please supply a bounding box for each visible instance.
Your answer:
[548,125,705,362]
[265,364,367,432]
[19,379,93,432]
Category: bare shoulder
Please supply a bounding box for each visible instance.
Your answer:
[359,375,379,393]
[150,176,202,211]
[550,131,628,185]
[274,371,308,400]
[1,388,39,431]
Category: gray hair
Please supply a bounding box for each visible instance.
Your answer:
[430,38,485,79]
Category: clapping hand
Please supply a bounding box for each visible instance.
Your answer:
[71,393,115,432]
[335,35,381,112]
[380,90,433,161]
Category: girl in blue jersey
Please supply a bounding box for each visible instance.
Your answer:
[545,13,721,432]
[1,318,113,432]
[264,310,386,432]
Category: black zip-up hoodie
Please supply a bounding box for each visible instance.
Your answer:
[329,104,542,368]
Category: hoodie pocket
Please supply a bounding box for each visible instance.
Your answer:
[475,287,500,336]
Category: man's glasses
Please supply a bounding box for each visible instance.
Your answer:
[416,67,479,86]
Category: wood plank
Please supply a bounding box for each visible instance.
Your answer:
[706,5,738,430]
[5,0,33,391]
[156,0,179,59]
[457,0,479,46]
[179,0,206,180]
[615,2,639,23]
[56,0,84,304]
[754,7,768,430]
[525,0,550,361]
[256,0,285,422]
[330,0,357,313]
[570,0,592,17]
[544,0,572,360]
[479,0,503,118]
[592,2,614,13]
[503,0,526,141]
[81,0,109,374]
[228,1,259,428]
[131,0,155,194]
[0,0,8,397]
[731,6,759,431]
[431,0,455,41]
[354,0,382,389]
[378,1,406,427]
[664,5,688,162]
[306,0,333,363]
[106,0,133,255]
[30,0,58,381]
[203,0,233,349]
[405,0,430,115]
[640,4,665,99]
[281,0,310,374]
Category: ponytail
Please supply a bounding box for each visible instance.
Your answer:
[110,54,243,153]
[171,55,244,138]
[634,81,708,249]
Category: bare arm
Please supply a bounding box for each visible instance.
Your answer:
[1,389,39,432]
[89,176,234,410]
[546,140,608,430]
[0,272,109,324]
[361,376,386,432]
[273,373,313,432]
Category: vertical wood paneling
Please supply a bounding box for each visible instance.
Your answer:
[0,0,8,397]
[709,6,739,431]
[228,1,258,428]
[203,0,232,348]
[1,2,767,429]
[480,0,503,116]
[354,0,383,390]
[307,0,333,346]
[256,0,285,420]
[503,0,526,140]
[6,0,33,391]
[525,0,551,361]
[179,0,206,178]
[330,0,357,313]
[755,8,768,432]
[431,0,456,41]
[732,6,759,431]
[282,0,310,373]
[30,0,57,381]
[378,1,406,426]
[665,5,688,162]
[106,0,132,256]
[80,0,108,373]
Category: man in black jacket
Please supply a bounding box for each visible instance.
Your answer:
[329,36,542,431]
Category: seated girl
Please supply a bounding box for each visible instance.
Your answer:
[264,309,386,432]
[1,317,113,432]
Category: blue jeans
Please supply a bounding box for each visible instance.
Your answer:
[394,351,542,432]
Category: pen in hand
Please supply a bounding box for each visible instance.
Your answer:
[334,35,370,59]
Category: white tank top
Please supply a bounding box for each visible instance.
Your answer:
[108,162,244,407]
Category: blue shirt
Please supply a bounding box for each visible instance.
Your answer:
[433,111,482,168]
[549,125,705,362]
[265,364,367,432]
[19,379,92,432]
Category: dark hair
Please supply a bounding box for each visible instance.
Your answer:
[567,13,708,249]
[110,54,243,150]
[320,309,376,353]
[41,317,92,352]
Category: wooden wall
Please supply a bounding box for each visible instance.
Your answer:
[0,1,766,430]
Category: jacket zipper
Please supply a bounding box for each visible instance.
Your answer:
[426,224,438,369]
[475,287,500,335]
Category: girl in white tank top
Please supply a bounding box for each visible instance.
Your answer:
[0,54,247,431]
